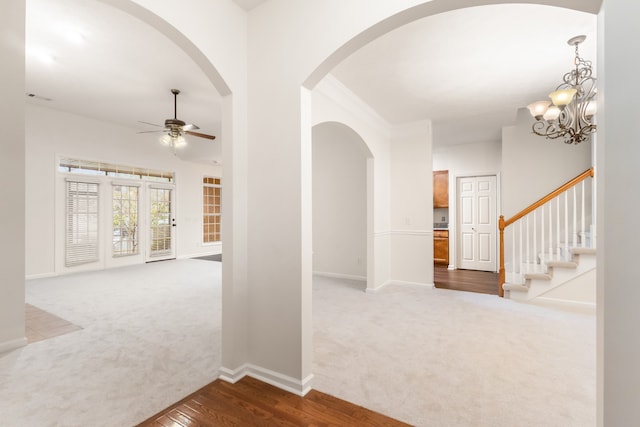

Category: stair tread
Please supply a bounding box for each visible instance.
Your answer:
[546,260,578,268]
[503,283,529,292]
[524,272,552,280]
[571,247,596,255]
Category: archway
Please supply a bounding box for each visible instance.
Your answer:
[312,121,373,288]
[296,0,600,422]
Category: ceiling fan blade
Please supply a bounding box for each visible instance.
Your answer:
[182,123,200,131]
[185,130,216,140]
[138,120,164,127]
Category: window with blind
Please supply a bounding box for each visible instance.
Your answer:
[65,180,99,267]
[112,184,139,257]
[203,177,221,243]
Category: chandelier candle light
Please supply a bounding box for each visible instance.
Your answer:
[527,35,597,145]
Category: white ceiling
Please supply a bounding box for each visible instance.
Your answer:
[233,0,267,11]
[25,1,598,161]
[331,4,597,145]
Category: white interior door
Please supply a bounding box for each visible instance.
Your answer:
[146,184,176,261]
[458,175,497,272]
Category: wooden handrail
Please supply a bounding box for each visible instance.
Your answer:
[497,167,594,297]
[503,167,594,228]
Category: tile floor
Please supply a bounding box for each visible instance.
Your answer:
[25,304,82,343]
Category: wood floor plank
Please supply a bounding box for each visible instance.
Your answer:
[221,376,362,425]
[434,266,499,295]
[137,377,409,427]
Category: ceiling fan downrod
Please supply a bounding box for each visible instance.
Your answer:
[166,89,186,130]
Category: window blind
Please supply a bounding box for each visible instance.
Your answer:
[65,181,99,267]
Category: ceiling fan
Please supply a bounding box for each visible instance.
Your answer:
[139,89,216,152]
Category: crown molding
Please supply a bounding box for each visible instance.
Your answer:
[315,74,391,137]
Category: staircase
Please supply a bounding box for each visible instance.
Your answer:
[499,168,595,305]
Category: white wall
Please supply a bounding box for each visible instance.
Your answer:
[0,0,26,353]
[312,76,391,290]
[433,140,501,174]
[390,121,433,285]
[502,108,592,219]
[312,123,367,280]
[598,1,640,424]
[25,104,221,278]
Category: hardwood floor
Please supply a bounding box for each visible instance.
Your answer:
[137,376,410,427]
[434,266,499,295]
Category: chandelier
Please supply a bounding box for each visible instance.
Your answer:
[526,35,597,145]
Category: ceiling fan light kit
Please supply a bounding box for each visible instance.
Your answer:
[139,88,216,154]
[526,35,597,145]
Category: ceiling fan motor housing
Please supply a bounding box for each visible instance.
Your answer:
[165,118,186,137]
[165,118,186,128]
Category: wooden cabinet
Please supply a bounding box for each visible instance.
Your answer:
[433,170,449,208]
[434,229,449,265]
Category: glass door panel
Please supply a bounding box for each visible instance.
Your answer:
[147,186,175,261]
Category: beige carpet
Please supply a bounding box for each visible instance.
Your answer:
[312,275,596,426]
[0,259,221,427]
[0,261,594,426]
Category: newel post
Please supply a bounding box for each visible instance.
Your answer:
[498,215,505,297]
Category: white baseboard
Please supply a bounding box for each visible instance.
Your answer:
[366,279,433,293]
[365,280,391,293]
[178,251,221,260]
[220,364,314,396]
[313,271,366,282]
[26,272,58,280]
[390,279,433,288]
[0,337,27,354]
[533,297,596,314]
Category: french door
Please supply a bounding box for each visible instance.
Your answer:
[146,184,176,261]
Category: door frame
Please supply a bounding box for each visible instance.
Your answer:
[449,171,501,272]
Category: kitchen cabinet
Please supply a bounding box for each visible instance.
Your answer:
[433,170,449,208]
[434,229,449,265]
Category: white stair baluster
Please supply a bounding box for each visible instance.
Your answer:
[556,197,561,261]
[511,226,516,282]
[533,210,538,272]
[541,205,545,269]
[564,192,569,261]
[548,199,553,260]
[581,180,586,248]
[519,220,523,280]
[573,186,577,249]
[526,215,530,273]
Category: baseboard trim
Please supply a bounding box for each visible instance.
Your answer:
[0,337,27,354]
[219,364,314,396]
[390,279,433,288]
[366,279,433,293]
[533,297,596,313]
[26,272,57,280]
[365,280,392,293]
[178,252,221,260]
[313,271,366,282]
